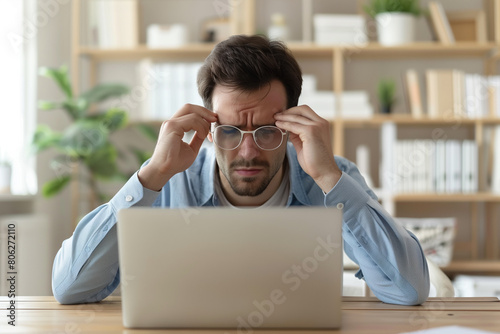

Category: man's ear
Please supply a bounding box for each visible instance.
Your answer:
[208,132,213,142]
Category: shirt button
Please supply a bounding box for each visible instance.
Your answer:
[125,195,133,202]
[336,203,344,210]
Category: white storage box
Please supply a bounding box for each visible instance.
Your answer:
[147,24,188,48]
[396,217,456,267]
[314,14,367,45]
[454,275,500,297]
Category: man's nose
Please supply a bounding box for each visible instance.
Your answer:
[237,133,260,160]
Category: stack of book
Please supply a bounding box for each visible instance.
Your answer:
[313,14,367,45]
[87,0,139,48]
[299,75,373,119]
[136,60,204,121]
[380,123,478,194]
[405,69,500,119]
[392,139,477,194]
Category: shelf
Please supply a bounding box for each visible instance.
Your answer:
[78,44,216,60]
[344,42,497,59]
[443,261,500,276]
[393,193,500,202]
[338,115,500,127]
[77,42,498,61]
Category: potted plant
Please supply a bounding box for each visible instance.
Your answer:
[33,65,155,208]
[364,0,423,46]
[377,78,396,114]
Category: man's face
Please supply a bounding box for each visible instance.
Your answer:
[210,80,288,200]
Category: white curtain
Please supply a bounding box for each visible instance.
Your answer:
[0,0,37,195]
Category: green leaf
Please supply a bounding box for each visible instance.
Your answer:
[60,120,109,158]
[84,143,118,179]
[38,100,61,111]
[99,108,128,132]
[61,100,84,120]
[80,84,129,104]
[364,0,422,17]
[134,123,158,141]
[39,66,73,99]
[32,125,63,153]
[377,78,396,106]
[42,176,71,197]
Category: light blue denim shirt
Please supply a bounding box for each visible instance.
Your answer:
[52,143,429,305]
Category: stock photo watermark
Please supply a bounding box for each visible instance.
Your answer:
[408,299,447,331]
[4,222,17,327]
[213,0,243,18]
[7,0,70,54]
[226,234,341,334]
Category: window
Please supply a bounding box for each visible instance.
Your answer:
[0,1,37,195]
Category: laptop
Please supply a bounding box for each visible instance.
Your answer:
[117,207,343,329]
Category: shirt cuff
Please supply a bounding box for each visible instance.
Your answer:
[109,171,160,211]
[323,171,372,215]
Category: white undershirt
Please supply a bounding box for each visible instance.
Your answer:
[214,160,290,208]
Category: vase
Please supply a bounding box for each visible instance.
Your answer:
[375,12,416,46]
[380,105,392,114]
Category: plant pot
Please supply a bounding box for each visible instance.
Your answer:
[375,12,415,46]
[380,105,392,114]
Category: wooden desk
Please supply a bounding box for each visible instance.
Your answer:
[0,296,499,333]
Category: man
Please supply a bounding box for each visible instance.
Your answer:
[52,35,429,305]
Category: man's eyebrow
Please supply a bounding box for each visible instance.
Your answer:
[218,122,277,128]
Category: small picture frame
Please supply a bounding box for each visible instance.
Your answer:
[447,10,487,42]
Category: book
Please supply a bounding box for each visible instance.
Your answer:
[492,125,500,193]
[426,70,454,118]
[426,69,464,118]
[380,122,397,192]
[428,2,455,44]
[405,69,424,118]
[92,0,139,48]
[486,0,500,43]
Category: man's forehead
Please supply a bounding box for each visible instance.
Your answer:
[212,81,287,124]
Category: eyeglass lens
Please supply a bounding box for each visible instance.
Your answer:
[213,125,284,150]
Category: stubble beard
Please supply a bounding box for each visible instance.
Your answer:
[218,152,286,197]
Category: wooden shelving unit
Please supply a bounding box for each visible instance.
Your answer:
[443,260,500,277]
[71,0,500,277]
[394,193,500,202]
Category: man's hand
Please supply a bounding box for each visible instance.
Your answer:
[138,104,217,191]
[274,105,341,193]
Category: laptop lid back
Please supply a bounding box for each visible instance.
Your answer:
[117,207,343,329]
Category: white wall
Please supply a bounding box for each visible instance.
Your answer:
[34,0,73,295]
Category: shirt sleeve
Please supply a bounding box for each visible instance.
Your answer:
[51,172,161,304]
[325,159,430,306]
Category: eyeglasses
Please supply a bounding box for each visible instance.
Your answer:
[211,124,287,151]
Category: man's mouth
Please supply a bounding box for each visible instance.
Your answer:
[234,168,262,177]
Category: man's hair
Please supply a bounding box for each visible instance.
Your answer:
[197,34,302,110]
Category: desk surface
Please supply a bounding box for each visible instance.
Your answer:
[0,296,499,333]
